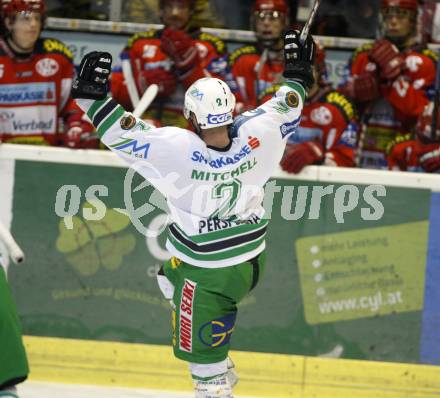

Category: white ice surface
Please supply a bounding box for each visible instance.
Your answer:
[18,381,258,398]
[18,381,194,398]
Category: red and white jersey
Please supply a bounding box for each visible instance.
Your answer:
[111,29,228,129]
[233,56,358,168]
[230,44,284,109]
[342,43,437,169]
[387,137,440,173]
[286,88,358,167]
[0,37,80,145]
[229,45,356,167]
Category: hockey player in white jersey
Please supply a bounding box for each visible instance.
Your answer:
[72,30,315,398]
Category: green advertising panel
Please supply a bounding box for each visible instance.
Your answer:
[8,161,431,363]
[296,222,428,324]
[10,160,171,344]
[233,180,430,363]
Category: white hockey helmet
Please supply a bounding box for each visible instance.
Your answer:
[184,77,236,130]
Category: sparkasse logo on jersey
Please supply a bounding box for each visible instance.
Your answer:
[191,136,260,168]
[0,82,55,104]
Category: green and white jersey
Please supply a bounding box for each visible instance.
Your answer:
[76,81,305,268]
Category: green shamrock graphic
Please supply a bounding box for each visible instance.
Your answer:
[56,201,136,276]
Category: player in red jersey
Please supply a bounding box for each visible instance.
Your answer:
[340,0,437,169]
[111,0,232,128]
[232,18,358,174]
[414,102,440,173]
[0,0,96,147]
[230,0,289,110]
[280,46,358,173]
[387,101,440,172]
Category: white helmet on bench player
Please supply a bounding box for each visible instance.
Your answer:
[184,77,235,130]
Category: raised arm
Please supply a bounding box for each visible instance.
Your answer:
[239,30,316,142]
[71,52,190,186]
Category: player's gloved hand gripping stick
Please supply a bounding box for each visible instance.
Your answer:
[282,30,316,90]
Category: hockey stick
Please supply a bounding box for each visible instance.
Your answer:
[355,104,373,167]
[122,57,140,108]
[431,50,440,140]
[133,83,159,118]
[299,0,321,45]
[0,222,24,264]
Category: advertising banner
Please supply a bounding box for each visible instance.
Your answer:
[5,160,434,364]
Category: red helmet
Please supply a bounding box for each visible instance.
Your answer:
[1,0,45,16]
[381,0,418,12]
[253,0,288,14]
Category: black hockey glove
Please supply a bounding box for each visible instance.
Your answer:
[71,52,112,100]
[282,30,316,90]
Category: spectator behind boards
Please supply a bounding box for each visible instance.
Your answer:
[340,0,437,170]
[387,101,440,172]
[111,0,233,129]
[122,0,221,28]
[0,0,97,148]
[230,0,290,111]
[230,1,358,174]
[280,45,358,174]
